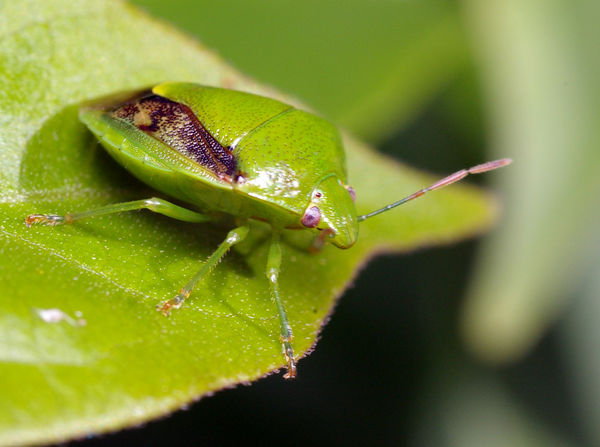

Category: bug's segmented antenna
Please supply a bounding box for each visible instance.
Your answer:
[358,158,512,222]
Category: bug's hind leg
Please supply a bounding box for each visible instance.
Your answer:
[157,225,250,316]
[267,231,297,379]
[26,197,214,226]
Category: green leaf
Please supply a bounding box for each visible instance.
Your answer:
[0,0,498,444]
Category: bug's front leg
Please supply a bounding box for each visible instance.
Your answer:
[309,228,334,254]
[267,231,296,379]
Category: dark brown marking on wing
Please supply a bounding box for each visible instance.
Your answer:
[112,94,235,180]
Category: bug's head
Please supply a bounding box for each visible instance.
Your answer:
[301,175,358,249]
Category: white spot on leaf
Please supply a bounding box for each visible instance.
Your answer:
[36,308,86,327]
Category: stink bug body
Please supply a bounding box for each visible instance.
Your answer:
[26,82,511,378]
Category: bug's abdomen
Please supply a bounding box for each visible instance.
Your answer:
[112,94,236,180]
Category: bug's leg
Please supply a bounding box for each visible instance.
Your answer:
[25,197,213,226]
[309,229,334,253]
[267,232,297,379]
[157,225,250,316]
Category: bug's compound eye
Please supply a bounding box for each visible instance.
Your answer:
[301,206,321,228]
[312,190,323,201]
[345,186,356,202]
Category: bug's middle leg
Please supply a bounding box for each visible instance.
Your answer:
[267,231,297,379]
[157,225,250,316]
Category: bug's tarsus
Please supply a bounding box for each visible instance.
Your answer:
[157,290,188,316]
[25,214,69,227]
[281,334,297,379]
[357,158,512,222]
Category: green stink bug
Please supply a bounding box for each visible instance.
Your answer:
[26,82,511,379]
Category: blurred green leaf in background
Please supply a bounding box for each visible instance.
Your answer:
[1,0,598,445]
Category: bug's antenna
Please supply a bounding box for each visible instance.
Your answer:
[357,158,512,222]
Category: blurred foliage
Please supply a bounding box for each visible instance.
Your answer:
[459,1,600,444]
[132,0,470,143]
